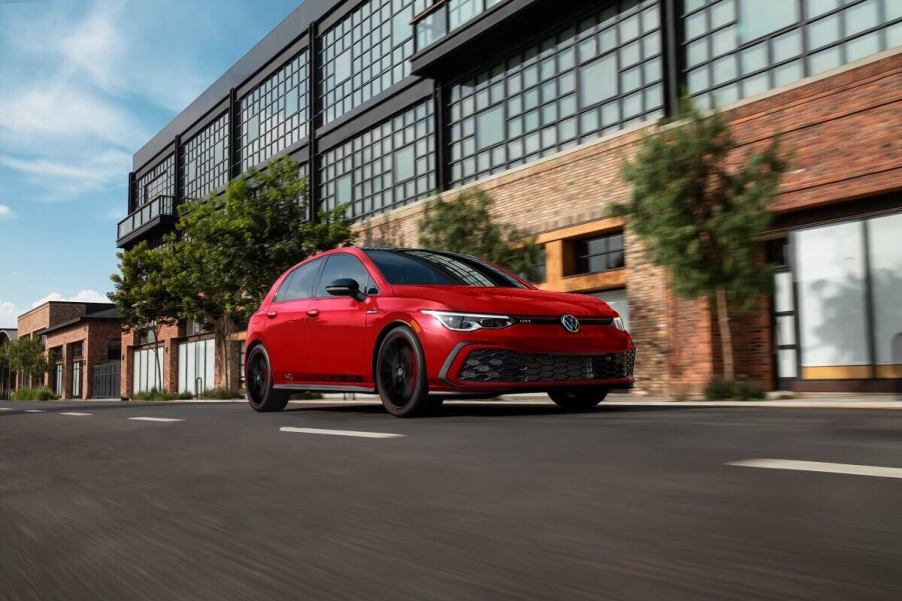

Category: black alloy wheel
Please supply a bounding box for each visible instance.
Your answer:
[246,345,289,412]
[375,326,432,417]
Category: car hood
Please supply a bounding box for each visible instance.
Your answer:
[392,285,618,317]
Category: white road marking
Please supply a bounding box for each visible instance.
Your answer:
[728,459,902,479]
[128,417,183,423]
[25,409,46,413]
[60,412,92,417]
[280,426,405,439]
[0,407,12,411]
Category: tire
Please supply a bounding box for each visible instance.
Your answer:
[548,387,608,411]
[375,326,431,417]
[246,345,289,412]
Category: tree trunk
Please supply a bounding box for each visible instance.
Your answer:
[214,316,233,392]
[152,324,163,392]
[715,288,735,381]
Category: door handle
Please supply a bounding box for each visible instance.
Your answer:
[266,311,278,319]
[307,309,320,317]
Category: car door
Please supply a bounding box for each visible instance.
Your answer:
[304,253,376,387]
[264,258,323,385]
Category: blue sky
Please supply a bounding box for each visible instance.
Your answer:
[0,0,301,327]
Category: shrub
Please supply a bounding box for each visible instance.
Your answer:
[704,379,766,401]
[733,380,765,400]
[704,378,735,401]
[11,387,56,401]
[197,388,241,400]
[177,391,194,400]
[132,389,179,402]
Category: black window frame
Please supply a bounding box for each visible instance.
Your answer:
[571,232,625,276]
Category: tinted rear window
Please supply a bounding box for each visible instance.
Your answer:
[365,250,525,288]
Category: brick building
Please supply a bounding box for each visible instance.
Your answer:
[15,302,122,399]
[119,0,902,397]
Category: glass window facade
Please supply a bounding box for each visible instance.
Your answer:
[182,112,230,201]
[135,154,175,208]
[320,100,435,220]
[684,0,902,108]
[239,50,309,171]
[448,0,663,186]
[572,232,625,275]
[792,212,902,378]
[414,0,508,50]
[320,0,416,124]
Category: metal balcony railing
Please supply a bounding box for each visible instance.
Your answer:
[117,195,175,241]
[413,0,507,52]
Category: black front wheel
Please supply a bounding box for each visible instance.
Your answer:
[246,345,289,412]
[375,326,432,417]
[548,387,608,411]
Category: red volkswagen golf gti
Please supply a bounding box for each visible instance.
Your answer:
[245,247,635,417]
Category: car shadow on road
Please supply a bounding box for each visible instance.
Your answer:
[284,402,688,418]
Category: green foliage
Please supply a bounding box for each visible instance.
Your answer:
[704,379,765,401]
[172,157,354,387]
[418,188,543,283]
[173,156,355,328]
[5,337,49,382]
[197,387,241,400]
[615,99,789,312]
[109,241,182,331]
[11,388,56,401]
[131,389,180,402]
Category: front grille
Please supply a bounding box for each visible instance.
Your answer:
[458,348,636,383]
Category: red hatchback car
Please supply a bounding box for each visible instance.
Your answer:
[245,247,635,417]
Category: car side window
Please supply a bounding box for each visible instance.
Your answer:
[275,259,322,303]
[314,254,373,298]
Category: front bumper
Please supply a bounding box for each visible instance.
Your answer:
[457,347,636,383]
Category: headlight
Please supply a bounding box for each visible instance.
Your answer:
[421,310,514,332]
[612,317,626,331]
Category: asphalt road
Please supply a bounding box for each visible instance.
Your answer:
[1,399,900,601]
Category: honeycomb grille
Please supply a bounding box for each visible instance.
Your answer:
[458,348,636,383]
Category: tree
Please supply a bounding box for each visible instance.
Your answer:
[109,241,182,390]
[5,336,49,387]
[418,188,543,282]
[614,99,789,381]
[173,156,354,388]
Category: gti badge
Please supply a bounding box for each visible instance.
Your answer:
[561,314,580,333]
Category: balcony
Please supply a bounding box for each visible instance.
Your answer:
[411,0,547,76]
[117,195,177,248]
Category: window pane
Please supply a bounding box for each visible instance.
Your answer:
[806,0,840,19]
[315,254,371,297]
[774,271,793,313]
[844,0,879,36]
[809,46,841,74]
[867,212,902,365]
[773,59,804,85]
[772,29,802,62]
[741,43,767,74]
[476,105,505,149]
[778,349,799,378]
[776,315,796,346]
[808,14,840,49]
[845,31,881,61]
[794,222,870,368]
[711,0,736,29]
[739,0,799,42]
[336,174,353,204]
[394,145,415,181]
[580,55,618,106]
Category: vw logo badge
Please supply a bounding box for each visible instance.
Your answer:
[561,314,580,333]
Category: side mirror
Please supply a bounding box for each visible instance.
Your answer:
[325,278,364,301]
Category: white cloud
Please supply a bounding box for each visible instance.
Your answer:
[0,204,14,220]
[0,301,17,329]
[31,289,110,308]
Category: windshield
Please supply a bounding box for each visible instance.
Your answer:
[365,249,527,288]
